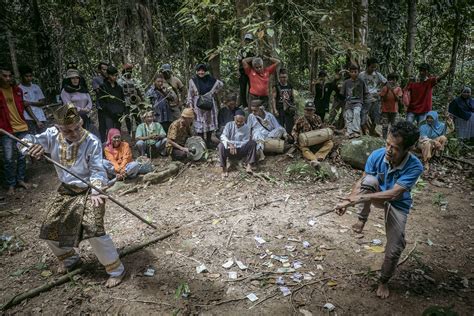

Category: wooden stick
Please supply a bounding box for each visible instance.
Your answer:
[226,217,244,248]
[442,154,474,167]
[1,229,181,311]
[0,128,157,229]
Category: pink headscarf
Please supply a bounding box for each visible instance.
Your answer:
[105,128,121,154]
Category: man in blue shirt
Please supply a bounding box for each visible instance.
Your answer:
[335,121,423,299]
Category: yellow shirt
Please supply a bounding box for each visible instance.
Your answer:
[1,87,28,132]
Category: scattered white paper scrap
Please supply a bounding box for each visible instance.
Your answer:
[323,303,336,312]
[308,219,316,226]
[293,261,303,269]
[427,239,434,246]
[316,264,324,270]
[254,236,267,245]
[285,245,296,252]
[196,264,208,273]
[280,286,291,296]
[303,274,313,280]
[246,293,258,302]
[373,223,383,228]
[275,234,285,239]
[259,253,268,259]
[228,271,238,279]
[222,258,234,269]
[372,239,382,245]
[303,241,311,248]
[277,267,295,273]
[144,268,155,277]
[235,260,248,270]
[276,276,285,285]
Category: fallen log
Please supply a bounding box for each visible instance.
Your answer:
[1,228,181,311]
[143,162,182,184]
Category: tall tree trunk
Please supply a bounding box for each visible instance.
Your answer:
[208,22,220,79]
[309,48,319,93]
[6,29,19,79]
[445,9,462,106]
[31,0,59,99]
[404,0,417,79]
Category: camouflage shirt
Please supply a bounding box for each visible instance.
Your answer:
[291,114,323,144]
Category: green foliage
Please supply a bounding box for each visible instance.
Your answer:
[285,161,330,181]
[175,282,190,299]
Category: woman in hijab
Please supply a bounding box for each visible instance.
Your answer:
[448,86,473,140]
[187,64,223,148]
[417,111,447,173]
[102,128,140,181]
[61,69,93,130]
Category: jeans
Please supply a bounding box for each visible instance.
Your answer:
[1,131,28,187]
[136,138,167,157]
[344,103,362,135]
[103,159,140,179]
[406,112,428,125]
[356,175,408,283]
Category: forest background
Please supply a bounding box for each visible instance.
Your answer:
[0,0,472,109]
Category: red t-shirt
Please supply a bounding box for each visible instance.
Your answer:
[380,86,402,113]
[406,77,437,114]
[244,63,277,97]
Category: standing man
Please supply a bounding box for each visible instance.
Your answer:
[341,64,369,138]
[22,104,125,287]
[313,70,340,122]
[272,68,296,134]
[405,63,451,124]
[242,56,280,110]
[335,121,423,299]
[160,64,185,121]
[97,66,126,137]
[92,62,108,142]
[19,65,47,134]
[359,58,387,136]
[0,65,41,195]
[237,33,255,108]
[118,63,142,137]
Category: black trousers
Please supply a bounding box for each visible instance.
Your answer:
[239,71,250,108]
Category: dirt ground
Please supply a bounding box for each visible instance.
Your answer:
[0,149,473,315]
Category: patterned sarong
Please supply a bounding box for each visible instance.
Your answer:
[39,183,106,247]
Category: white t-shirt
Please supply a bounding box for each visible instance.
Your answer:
[359,71,387,100]
[19,83,46,121]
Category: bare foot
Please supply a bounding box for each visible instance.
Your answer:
[376,283,390,299]
[352,220,366,233]
[17,181,30,190]
[221,168,228,178]
[6,186,15,196]
[309,160,321,169]
[106,270,126,288]
[57,259,82,274]
[245,164,253,174]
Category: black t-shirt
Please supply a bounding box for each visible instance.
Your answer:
[314,81,336,110]
[97,81,125,115]
[274,83,294,109]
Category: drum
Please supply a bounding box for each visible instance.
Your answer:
[298,128,333,147]
[185,136,207,161]
[263,139,285,153]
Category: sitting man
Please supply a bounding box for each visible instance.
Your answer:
[135,111,167,157]
[247,99,287,159]
[166,108,194,161]
[217,93,240,138]
[103,128,140,181]
[22,104,125,287]
[335,121,423,299]
[417,111,447,173]
[291,101,334,167]
[218,109,257,177]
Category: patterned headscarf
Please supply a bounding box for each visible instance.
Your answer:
[105,128,121,154]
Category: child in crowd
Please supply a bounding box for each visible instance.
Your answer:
[380,73,403,139]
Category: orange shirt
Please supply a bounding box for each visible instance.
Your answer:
[104,142,133,174]
[244,63,277,97]
[380,86,402,113]
[0,87,28,132]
